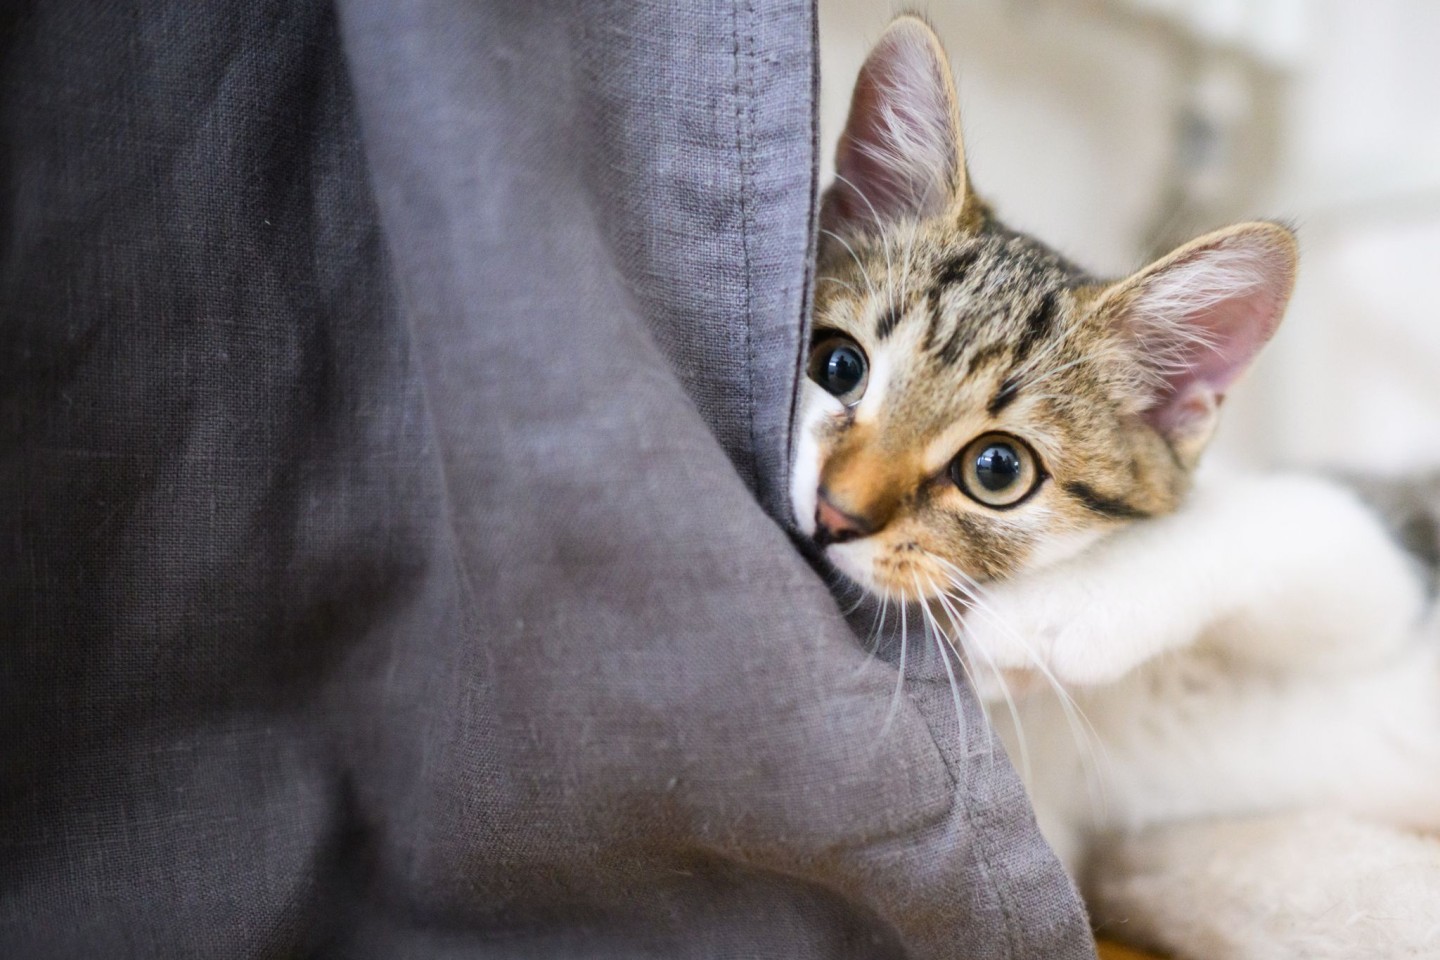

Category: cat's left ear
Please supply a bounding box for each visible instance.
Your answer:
[1096,221,1298,466]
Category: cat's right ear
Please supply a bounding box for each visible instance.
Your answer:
[820,16,975,239]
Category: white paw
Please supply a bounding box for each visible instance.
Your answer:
[959,572,1148,690]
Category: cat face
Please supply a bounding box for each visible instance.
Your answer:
[793,16,1297,599]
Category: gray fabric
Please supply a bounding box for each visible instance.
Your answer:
[1,1,1091,957]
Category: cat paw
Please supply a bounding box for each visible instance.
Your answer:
[958,574,1144,690]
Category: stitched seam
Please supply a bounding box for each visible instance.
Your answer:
[733,0,759,494]
[784,0,821,527]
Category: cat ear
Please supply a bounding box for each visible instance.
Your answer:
[820,16,973,238]
[1097,222,1298,465]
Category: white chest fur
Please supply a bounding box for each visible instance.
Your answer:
[1000,629,1440,869]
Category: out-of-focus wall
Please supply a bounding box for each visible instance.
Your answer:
[819,0,1440,473]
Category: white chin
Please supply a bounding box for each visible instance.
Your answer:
[825,540,881,594]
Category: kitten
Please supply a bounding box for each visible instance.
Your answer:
[798,16,1440,959]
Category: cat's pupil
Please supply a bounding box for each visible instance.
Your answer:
[822,345,864,395]
[974,443,1021,491]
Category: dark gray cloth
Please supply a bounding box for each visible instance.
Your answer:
[1,1,1091,957]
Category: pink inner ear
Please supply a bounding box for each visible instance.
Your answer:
[1131,238,1294,437]
[822,26,957,235]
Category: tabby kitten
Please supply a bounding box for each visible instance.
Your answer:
[799,17,1440,960]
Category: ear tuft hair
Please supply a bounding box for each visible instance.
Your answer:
[1098,222,1298,463]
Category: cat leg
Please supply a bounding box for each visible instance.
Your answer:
[1085,810,1440,960]
[962,472,1429,688]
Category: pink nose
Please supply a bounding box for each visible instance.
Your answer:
[814,490,873,546]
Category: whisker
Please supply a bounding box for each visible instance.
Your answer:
[831,172,899,318]
[847,592,890,680]
[944,577,1097,794]
[878,588,910,742]
[1010,348,1114,397]
[914,573,1000,775]
[831,171,888,237]
[828,574,868,618]
[819,229,879,306]
[927,584,1031,783]
[815,275,860,297]
[926,553,1111,819]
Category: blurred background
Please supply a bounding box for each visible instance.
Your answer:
[819,0,1440,473]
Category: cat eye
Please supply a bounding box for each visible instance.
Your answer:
[951,433,1043,508]
[808,333,869,405]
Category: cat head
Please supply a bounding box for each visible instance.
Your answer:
[794,15,1297,598]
